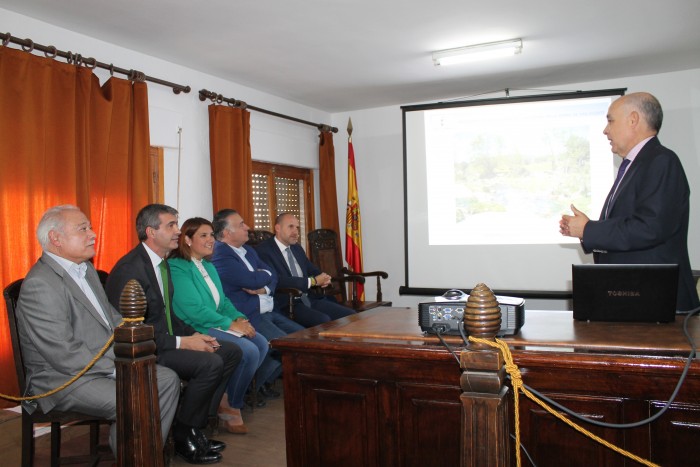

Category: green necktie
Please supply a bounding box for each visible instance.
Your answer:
[159,260,174,335]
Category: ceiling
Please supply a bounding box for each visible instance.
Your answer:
[2,0,700,113]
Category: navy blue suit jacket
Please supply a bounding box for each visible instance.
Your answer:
[210,241,277,327]
[582,137,699,311]
[255,237,321,310]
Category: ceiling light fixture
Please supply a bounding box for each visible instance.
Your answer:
[432,38,523,66]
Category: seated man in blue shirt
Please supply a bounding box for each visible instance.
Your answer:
[211,209,304,399]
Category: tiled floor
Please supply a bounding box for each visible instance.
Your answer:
[32,386,287,466]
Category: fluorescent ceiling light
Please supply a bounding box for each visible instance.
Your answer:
[432,39,523,66]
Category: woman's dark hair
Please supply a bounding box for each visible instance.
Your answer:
[170,217,213,261]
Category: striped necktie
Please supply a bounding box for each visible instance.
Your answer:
[286,247,301,277]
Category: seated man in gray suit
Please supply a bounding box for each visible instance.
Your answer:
[16,204,180,455]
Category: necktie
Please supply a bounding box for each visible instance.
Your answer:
[286,247,311,306]
[286,247,301,277]
[159,260,174,335]
[604,158,631,218]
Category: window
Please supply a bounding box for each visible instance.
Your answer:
[251,161,315,245]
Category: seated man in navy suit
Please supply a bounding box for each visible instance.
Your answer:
[255,212,356,328]
[211,209,304,399]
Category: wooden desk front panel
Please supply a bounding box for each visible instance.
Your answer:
[275,309,700,467]
[282,350,463,467]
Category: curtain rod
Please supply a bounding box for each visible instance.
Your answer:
[199,89,338,133]
[0,32,191,94]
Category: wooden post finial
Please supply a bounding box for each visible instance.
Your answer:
[114,279,164,465]
[463,283,502,347]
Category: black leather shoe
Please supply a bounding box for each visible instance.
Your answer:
[191,427,226,453]
[245,392,267,408]
[174,434,222,464]
[259,383,281,399]
[206,439,226,454]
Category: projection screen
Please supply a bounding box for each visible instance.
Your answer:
[402,89,626,296]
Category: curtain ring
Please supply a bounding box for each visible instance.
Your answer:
[83,57,97,69]
[65,51,73,64]
[108,63,115,76]
[238,100,248,110]
[21,38,34,52]
[44,45,57,59]
[128,69,145,82]
[216,95,223,104]
[2,33,10,47]
[74,54,82,67]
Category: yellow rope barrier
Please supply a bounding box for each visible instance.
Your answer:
[467,336,660,467]
[0,317,144,403]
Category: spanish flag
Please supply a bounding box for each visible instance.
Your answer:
[345,120,364,300]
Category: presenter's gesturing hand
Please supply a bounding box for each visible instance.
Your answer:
[560,204,589,239]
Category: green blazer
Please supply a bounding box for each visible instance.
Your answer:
[168,256,246,334]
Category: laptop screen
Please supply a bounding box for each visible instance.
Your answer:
[572,264,679,323]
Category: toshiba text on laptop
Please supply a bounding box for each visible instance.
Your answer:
[572,264,678,323]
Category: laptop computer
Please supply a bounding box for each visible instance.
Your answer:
[572,264,679,323]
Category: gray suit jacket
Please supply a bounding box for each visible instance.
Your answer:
[16,253,122,412]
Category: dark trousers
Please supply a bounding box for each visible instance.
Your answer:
[157,341,241,430]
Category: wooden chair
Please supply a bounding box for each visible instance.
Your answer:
[307,229,391,312]
[3,278,111,467]
[247,229,275,246]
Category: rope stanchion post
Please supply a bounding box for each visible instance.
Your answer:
[459,283,511,467]
[114,279,164,466]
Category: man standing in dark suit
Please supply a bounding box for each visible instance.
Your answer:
[16,205,180,456]
[107,204,241,464]
[560,92,699,311]
[255,212,355,327]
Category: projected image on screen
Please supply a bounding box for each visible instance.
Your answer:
[425,98,612,245]
[402,90,624,292]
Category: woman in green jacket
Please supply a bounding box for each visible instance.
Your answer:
[169,217,268,434]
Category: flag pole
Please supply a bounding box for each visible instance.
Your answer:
[345,117,365,300]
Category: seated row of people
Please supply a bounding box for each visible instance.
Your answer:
[16,203,355,465]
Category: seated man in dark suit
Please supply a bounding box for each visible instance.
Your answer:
[16,204,180,456]
[255,212,355,327]
[106,204,242,465]
[210,209,304,399]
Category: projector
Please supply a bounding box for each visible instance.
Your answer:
[419,290,525,337]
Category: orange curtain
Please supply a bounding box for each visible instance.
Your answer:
[208,105,253,221]
[0,47,149,407]
[319,131,340,234]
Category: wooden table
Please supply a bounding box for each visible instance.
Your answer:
[272,307,700,467]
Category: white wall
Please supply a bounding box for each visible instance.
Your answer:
[6,8,699,312]
[331,69,700,310]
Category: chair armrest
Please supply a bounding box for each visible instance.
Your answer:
[341,267,388,280]
[276,287,302,321]
[332,274,366,285]
[340,268,389,303]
